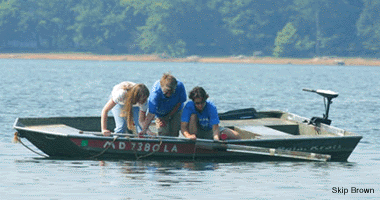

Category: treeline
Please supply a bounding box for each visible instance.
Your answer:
[0,0,379,58]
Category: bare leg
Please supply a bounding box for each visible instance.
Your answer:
[221,128,241,140]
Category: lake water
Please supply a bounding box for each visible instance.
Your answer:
[0,59,379,199]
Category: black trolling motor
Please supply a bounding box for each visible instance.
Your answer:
[303,88,339,125]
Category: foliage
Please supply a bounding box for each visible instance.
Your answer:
[357,0,380,53]
[0,0,18,45]
[273,22,297,57]
[0,0,378,57]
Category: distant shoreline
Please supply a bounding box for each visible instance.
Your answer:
[1,53,379,66]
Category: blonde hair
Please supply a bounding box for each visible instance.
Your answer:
[160,73,177,91]
[121,84,150,131]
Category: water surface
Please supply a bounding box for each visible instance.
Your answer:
[0,59,378,199]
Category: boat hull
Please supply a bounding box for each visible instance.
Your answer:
[15,128,361,161]
[13,109,362,162]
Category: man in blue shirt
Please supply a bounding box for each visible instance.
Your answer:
[181,87,241,140]
[139,73,187,136]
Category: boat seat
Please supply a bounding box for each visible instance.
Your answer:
[235,125,294,137]
[27,124,81,135]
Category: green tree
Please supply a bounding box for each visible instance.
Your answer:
[13,0,77,49]
[286,0,362,57]
[357,0,380,55]
[69,0,138,53]
[173,0,231,56]
[273,22,297,57]
[69,0,110,51]
[0,0,19,48]
[0,0,370,57]
[122,0,188,57]
[101,1,136,53]
[219,0,289,55]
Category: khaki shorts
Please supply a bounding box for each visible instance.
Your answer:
[156,109,182,137]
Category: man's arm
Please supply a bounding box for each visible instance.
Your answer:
[181,122,196,140]
[212,124,220,141]
[139,112,155,135]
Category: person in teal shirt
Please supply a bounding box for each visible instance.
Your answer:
[181,86,240,140]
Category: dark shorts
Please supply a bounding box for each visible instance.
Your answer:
[196,126,226,139]
[156,109,182,137]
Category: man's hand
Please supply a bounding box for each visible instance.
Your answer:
[186,134,197,140]
[156,117,167,127]
[213,134,220,141]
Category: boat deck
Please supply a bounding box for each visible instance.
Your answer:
[22,117,301,139]
[221,118,300,138]
[221,118,297,127]
[27,124,82,135]
[16,112,350,140]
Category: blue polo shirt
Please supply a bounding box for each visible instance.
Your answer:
[181,100,220,131]
[148,80,187,118]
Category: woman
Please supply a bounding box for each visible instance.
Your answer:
[181,86,241,140]
[101,82,150,136]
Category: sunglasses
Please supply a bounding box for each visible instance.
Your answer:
[194,101,205,105]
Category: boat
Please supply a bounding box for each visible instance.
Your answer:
[13,89,362,162]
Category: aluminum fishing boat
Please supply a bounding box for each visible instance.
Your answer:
[13,89,362,162]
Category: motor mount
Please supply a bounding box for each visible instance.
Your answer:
[303,89,339,125]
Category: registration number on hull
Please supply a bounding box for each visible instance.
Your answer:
[85,140,180,153]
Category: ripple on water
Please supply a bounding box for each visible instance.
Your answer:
[1,60,379,199]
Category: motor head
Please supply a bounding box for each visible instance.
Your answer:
[303,88,338,99]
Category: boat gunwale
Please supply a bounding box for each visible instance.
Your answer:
[13,109,363,144]
[14,124,363,143]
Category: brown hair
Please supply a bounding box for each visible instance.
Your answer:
[160,73,177,92]
[189,86,209,101]
[121,84,150,131]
